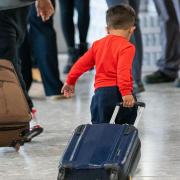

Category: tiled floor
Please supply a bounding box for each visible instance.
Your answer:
[1,62,180,180]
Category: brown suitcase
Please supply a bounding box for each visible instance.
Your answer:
[0,59,31,150]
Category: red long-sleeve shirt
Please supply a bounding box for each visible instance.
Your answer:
[66,34,135,96]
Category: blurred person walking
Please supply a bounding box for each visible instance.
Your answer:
[106,0,145,94]
[0,0,54,141]
[19,0,65,99]
[144,0,180,86]
[59,0,90,74]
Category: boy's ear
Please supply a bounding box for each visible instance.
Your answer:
[106,26,110,34]
[130,26,136,34]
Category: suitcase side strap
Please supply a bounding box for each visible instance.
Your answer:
[69,125,87,161]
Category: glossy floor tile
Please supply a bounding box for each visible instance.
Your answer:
[1,69,180,180]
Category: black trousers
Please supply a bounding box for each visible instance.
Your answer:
[90,86,137,125]
[59,0,90,47]
[0,6,33,109]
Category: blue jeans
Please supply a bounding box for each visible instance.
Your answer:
[20,1,63,96]
[106,0,143,85]
[90,86,137,124]
[0,6,33,109]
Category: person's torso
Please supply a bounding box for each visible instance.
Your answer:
[92,34,133,88]
[0,0,34,10]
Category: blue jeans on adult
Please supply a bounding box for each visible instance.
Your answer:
[106,0,143,86]
[20,0,63,96]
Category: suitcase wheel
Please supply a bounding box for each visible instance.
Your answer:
[110,171,118,180]
[14,143,21,151]
[58,168,66,180]
[12,139,24,151]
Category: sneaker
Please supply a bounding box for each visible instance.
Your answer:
[144,70,175,84]
[32,68,42,83]
[23,108,43,142]
[133,84,145,94]
[46,93,70,100]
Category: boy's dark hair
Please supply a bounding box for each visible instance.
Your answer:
[106,4,136,30]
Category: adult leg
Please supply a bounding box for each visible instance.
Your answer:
[172,0,180,86]
[19,31,33,91]
[28,1,64,96]
[59,0,79,73]
[144,0,180,83]
[0,7,33,109]
[74,0,90,56]
[129,0,144,93]
[172,0,180,28]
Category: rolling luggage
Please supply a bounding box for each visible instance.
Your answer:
[58,102,145,180]
[0,59,31,150]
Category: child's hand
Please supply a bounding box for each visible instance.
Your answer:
[122,95,135,108]
[61,83,75,98]
[35,0,54,22]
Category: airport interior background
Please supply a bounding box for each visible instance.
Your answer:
[1,0,180,180]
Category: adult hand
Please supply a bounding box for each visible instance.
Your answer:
[36,0,54,22]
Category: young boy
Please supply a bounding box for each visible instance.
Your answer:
[61,5,137,124]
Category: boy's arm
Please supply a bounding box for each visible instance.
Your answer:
[66,47,95,86]
[35,0,54,22]
[117,44,135,107]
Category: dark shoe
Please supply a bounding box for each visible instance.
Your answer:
[63,64,72,74]
[46,93,71,100]
[78,42,88,57]
[144,70,175,84]
[23,125,44,142]
[63,47,79,74]
[133,83,145,94]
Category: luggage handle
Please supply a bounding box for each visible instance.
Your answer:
[109,102,145,128]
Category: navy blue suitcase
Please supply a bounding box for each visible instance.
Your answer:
[58,102,145,180]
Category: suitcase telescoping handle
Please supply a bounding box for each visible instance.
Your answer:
[110,102,145,128]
